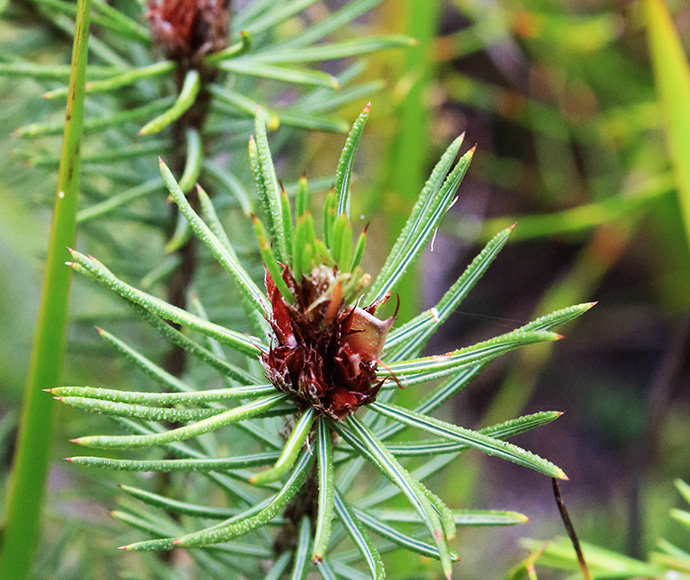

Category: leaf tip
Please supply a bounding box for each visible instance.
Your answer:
[43,388,53,393]
[363,101,371,113]
[70,438,82,444]
[117,545,128,551]
[64,457,73,462]
[312,555,323,564]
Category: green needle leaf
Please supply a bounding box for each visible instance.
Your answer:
[313,418,335,564]
[67,250,264,356]
[250,408,315,484]
[334,492,385,580]
[353,507,460,562]
[140,69,201,135]
[72,394,289,448]
[159,159,269,317]
[382,329,561,385]
[335,103,370,217]
[370,402,567,479]
[251,36,417,63]
[290,517,312,580]
[123,450,314,550]
[253,112,290,261]
[67,452,280,473]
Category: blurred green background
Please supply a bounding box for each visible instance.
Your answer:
[1,0,690,578]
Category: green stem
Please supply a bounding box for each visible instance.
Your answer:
[382,0,441,323]
[0,0,91,577]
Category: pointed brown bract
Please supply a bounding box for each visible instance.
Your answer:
[147,0,229,60]
[261,265,394,419]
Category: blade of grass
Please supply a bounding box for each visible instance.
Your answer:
[376,0,442,323]
[0,1,92,577]
[645,0,690,252]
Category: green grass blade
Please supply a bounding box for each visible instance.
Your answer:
[0,1,91,577]
[313,418,335,563]
[645,0,690,251]
[370,402,566,479]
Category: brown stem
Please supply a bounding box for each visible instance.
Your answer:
[552,478,593,580]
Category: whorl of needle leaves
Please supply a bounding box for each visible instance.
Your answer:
[55,106,594,579]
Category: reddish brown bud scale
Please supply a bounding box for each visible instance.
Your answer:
[147,0,230,60]
[261,265,394,419]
